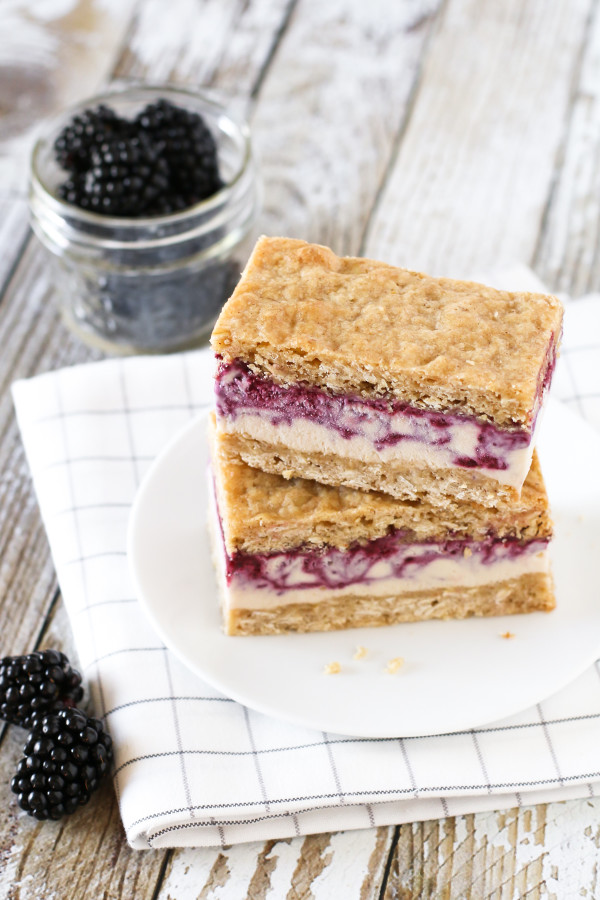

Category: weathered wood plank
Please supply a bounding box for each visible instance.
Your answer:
[0,242,99,661]
[113,0,296,101]
[155,825,394,899]
[249,0,443,255]
[533,0,600,296]
[363,0,594,279]
[382,801,600,899]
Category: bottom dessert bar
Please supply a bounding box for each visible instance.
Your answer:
[208,417,555,636]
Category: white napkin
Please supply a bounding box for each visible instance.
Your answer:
[11,293,600,849]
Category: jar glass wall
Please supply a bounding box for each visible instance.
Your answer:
[29,85,260,354]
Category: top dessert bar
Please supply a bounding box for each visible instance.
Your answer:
[212,237,562,429]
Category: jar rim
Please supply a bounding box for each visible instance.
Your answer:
[29,82,253,230]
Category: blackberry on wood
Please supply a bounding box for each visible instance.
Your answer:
[11,709,113,820]
[0,650,84,729]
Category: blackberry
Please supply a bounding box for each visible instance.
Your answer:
[0,650,84,729]
[54,98,224,217]
[11,709,113,820]
[135,99,223,207]
[61,134,172,217]
[53,104,126,174]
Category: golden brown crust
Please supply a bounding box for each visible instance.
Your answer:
[209,415,552,555]
[211,237,563,428]
[224,574,555,635]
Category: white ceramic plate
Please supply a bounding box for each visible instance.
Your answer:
[128,398,600,738]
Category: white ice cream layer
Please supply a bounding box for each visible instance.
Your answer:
[220,413,537,489]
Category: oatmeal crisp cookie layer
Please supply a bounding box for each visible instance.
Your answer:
[209,415,551,556]
[211,237,563,428]
[223,573,555,635]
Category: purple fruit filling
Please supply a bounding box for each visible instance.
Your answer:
[215,359,536,471]
[224,529,549,594]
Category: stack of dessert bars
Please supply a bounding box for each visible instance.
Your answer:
[208,237,563,636]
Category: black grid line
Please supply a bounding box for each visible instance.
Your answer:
[72,597,138,616]
[209,815,226,848]
[52,502,132,518]
[41,455,156,473]
[164,649,195,819]
[53,374,112,800]
[105,696,234,717]
[146,809,314,847]
[440,797,450,817]
[119,359,142,487]
[470,731,492,795]
[537,703,565,787]
[82,646,166,671]
[243,707,271,814]
[32,403,210,424]
[323,732,346,806]
[399,739,419,799]
[101,708,600,775]
[63,550,128,567]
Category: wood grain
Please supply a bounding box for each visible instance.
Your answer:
[1,0,600,897]
[533,0,600,297]
[156,827,393,899]
[250,0,443,255]
[113,0,297,101]
[383,801,600,899]
[363,0,594,279]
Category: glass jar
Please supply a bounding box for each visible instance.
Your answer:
[29,84,260,354]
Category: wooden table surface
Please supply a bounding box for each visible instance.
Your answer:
[1,1,599,897]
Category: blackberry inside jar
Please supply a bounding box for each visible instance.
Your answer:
[29,86,259,354]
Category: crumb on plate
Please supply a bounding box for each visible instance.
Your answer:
[500,631,515,639]
[385,657,405,674]
[324,661,341,675]
[353,645,368,660]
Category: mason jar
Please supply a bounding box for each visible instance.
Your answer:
[29,84,260,354]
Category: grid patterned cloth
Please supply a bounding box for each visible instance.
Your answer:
[11,286,600,849]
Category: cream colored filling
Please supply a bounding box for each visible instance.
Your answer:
[219,413,536,489]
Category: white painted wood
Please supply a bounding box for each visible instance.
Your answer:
[535,1,600,297]
[116,0,293,101]
[1,0,600,897]
[250,0,442,255]
[157,827,392,899]
[364,0,593,279]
